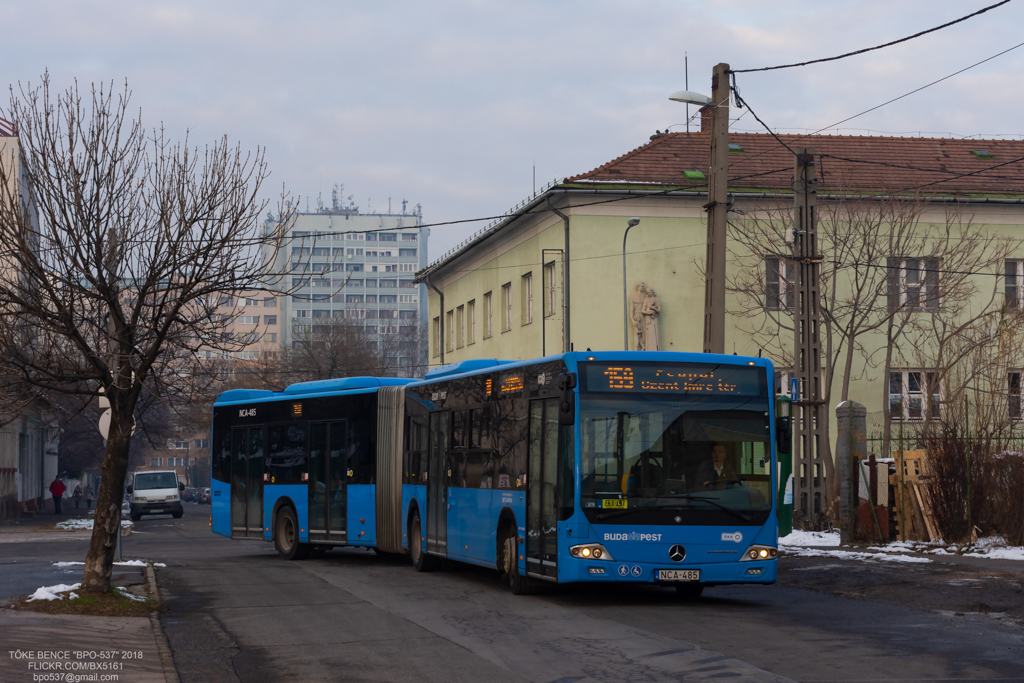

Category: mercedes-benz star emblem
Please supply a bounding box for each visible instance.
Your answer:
[668,545,686,562]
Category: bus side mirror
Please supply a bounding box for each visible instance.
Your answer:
[558,372,577,426]
[775,416,792,454]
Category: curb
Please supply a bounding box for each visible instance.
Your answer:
[146,565,180,683]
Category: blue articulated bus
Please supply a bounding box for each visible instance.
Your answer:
[210,351,782,595]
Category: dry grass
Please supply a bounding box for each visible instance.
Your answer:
[14,589,157,617]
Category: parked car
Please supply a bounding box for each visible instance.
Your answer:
[199,487,211,504]
[127,470,183,520]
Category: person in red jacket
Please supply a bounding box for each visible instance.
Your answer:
[49,477,66,514]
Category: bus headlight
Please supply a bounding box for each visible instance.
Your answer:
[739,545,777,561]
[569,543,614,561]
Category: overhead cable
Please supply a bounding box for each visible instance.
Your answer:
[731,0,1013,73]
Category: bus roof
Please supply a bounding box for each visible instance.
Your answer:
[214,376,413,405]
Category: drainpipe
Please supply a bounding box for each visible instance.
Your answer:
[546,198,570,353]
[423,273,444,365]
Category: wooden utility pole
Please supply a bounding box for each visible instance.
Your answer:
[703,62,730,355]
[791,147,827,526]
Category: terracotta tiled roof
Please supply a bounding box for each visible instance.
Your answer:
[566,132,1024,196]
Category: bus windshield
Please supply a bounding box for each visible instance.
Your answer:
[579,362,773,526]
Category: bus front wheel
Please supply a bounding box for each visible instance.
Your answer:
[504,535,530,595]
[275,506,310,561]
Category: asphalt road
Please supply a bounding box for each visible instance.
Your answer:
[4,503,1023,682]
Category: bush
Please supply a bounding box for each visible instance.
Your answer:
[924,427,994,544]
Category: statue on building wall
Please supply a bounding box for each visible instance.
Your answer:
[629,281,647,350]
[640,288,661,351]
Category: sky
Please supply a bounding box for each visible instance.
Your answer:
[3,0,1024,260]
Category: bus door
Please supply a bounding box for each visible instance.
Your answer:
[426,410,449,555]
[526,398,560,579]
[231,427,264,538]
[308,421,348,543]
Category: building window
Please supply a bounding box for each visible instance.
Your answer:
[379,233,397,242]
[467,299,476,345]
[888,258,940,311]
[150,457,163,467]
[263,297,277,308]
[399,248,417,257]
[245,298,260,307]
[521,273,533,325]
[399,263,416,272]
[292,309,309,318]
[456,305,465,348]
[264,315,277,325]
[1006,259,1023,310]
[1010,372,1023,421]
[238,316,259,325]
[765,257,794,310]
[446,310,455,352]
[399,294,418,303]
[432,317,440,358]
[484,291,493,338]
[502,283,512,332]
[218,296,233,307]
[889,370,941,421]
[264,333,277,343]
[194,439,209,449]
[544,262,557,317]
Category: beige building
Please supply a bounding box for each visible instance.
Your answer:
[0,124,61,519]
[417,131,1024,451]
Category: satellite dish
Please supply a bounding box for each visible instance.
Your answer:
[98,409,137,439]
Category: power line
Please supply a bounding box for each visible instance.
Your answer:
[731,1,1013,73]
[729,39,1024,171]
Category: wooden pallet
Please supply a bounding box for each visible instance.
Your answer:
[889,450,940,542]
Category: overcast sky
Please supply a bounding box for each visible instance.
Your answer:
[4,0,1023,259]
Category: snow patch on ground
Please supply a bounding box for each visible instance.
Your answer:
[55,518,133,531]
[27,583,82,601]
[52,559,164,567]
[52,561,85,567]
[778,530,841,547]
[114,587,147,602]
[784,547,932,563]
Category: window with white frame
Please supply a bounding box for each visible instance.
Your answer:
[1010,371,1022,421]
[773,369,797,400]
[432,317,440,357]
[888,258,940,311]
[889,370,941,421]
[502,283,512,332]
[245,298,260,307]
[398,294,417,303]
[1006,259,1023,310]
[521,273,533,325]
[238,316,259,325]
[467,299,476,345]
[194,439,210,449]
[150,457,163,467]
[456,305,465,348]
[765,257,794,310]
[446,310,455,352]
[544,262,557,317]
[484,291,493,338]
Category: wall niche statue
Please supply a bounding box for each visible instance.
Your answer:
[628,281,661,351]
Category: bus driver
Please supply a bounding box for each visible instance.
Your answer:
[696,443,737,490]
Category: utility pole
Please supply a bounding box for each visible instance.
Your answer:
[702,62,730,355]
[791,147,827,527]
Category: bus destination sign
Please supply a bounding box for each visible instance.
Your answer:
[583,362,763,396]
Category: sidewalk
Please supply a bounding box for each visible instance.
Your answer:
[0,609,177,683]
[1,505,129,543]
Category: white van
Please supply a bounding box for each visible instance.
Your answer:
[127,470,184,521]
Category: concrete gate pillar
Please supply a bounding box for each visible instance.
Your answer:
[835,401,866,543]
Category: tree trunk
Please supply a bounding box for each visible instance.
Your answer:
[81,409,133,593]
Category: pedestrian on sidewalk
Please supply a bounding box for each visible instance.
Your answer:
[49,477,66,514]
[84,484,94,510]
[73,484,82,509]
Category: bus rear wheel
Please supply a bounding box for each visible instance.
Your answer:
[409,510,438,572]
[275,506,309,561]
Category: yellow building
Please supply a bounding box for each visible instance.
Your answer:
[417,132,1024,452]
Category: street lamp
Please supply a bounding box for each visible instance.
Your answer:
[622,217,641,350]
[668,90,713,108]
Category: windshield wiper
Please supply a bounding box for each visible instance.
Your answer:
[595,496,752,522]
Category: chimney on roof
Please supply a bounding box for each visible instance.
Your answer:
[701,107,711,133]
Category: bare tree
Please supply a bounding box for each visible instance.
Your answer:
[727,188,1018,522]
[283,320,421,383]
[0,75,295,592]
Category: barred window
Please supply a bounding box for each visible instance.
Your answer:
[889,370,941,421]
[887,258,940,311]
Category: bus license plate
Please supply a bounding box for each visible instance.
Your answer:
[657,569,700,582]
[600,499,627,509]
